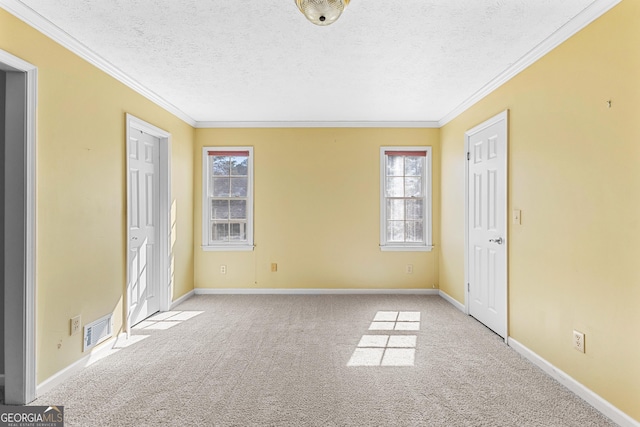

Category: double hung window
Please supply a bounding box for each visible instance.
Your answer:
[380,147,432,251]
[202,147,254,251]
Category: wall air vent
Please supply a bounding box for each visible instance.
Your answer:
[83,313,113,352]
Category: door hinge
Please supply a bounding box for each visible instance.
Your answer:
[467,283,470,292]
[466,152,470,161]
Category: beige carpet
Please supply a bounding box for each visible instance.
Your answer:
[30,295,616,426]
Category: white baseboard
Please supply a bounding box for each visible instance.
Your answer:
[36,332,127,397]
[508,338,639,427]
[194,288,440,295]
[439,290,466,312]
[170,290,195,309]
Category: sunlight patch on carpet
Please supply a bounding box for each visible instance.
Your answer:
[133,311,204,330]
[373,311,399,321]
[387,335,417,348]
[349,311,421,367]
[369,311,421,331]
[394,322,420,331]
[357,335,389,348]
[368,321,395,330]
[347,348,385,366]
[381,348,415,366]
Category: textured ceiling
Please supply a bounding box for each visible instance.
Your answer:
[13,0,600,124]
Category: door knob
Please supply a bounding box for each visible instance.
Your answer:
[489,237,503,244]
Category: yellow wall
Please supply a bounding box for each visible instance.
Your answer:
[195,128,440,290]
[440,1,639,421]
[0,10,195,383]
[3,0,638,421]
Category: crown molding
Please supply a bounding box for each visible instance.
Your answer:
[0,0,196,127]
[195,121,440,129]
[438,0,622,127]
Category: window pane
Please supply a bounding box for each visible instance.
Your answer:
[386,177,404,197]
[211,222,229,242]
[406,199,423,220]
[387,199,405,220]
[405,221,424,242]
[211,200,229,219]
[387,221,405,242]
[405,177,422,197]
[404,156,423,176]
[229,200,247,219]
[381,148,430,248]
[205,148,253,247]
[230,156,248,176]
[230,177,248,197]
[213,177,230,197]
[229,223,246,241]
[386,156,404,176]
[212,156,230,176]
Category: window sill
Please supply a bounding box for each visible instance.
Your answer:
[202,245,255,252]
[380,245,433,252]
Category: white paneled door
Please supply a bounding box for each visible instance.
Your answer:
[466,111,508,339]
[128,129,160,327]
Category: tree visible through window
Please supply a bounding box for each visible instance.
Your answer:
[203,147,254,250]
[380,147,432,251]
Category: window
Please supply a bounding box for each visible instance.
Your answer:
[202,147,254,251]
[380,147,432,251]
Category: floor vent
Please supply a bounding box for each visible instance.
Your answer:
[83,314,113,352]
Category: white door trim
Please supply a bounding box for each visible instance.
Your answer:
[0,49,37,404]
[464,110,509,341]
[125,114,171,335]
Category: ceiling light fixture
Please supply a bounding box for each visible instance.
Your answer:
[295,0,350,26]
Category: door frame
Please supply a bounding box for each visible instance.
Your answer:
[125,114,171,335]
[0,49,37,404]
[464,110,509,342]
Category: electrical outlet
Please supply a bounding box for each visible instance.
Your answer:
[70,315,81,336]
[573,330,585,353]
[406,264,413,274]
[271,263,278,272]
[220,265,227,274]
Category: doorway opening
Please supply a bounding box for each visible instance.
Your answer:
[125,114,172,334]
[0,49,37,404]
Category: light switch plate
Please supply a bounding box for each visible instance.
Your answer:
[513,209,522,225]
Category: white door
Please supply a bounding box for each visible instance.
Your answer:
[466,111,508,338]
[128,129,160,326]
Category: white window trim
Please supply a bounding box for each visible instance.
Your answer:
[202,146,255,251]
[380,146,433,252]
